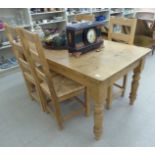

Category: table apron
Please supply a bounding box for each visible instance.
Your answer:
[103,59,143,86]
[48,58,144,89]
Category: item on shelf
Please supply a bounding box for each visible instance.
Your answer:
[0,56,17,69]
[48,8,55,12]
[44,8,48,12]
[67,8,91,16]
[111,8,123,15]
[2,41,10,46]
[66,21,104,56]
[0,37,2,47]
[7,57,18,65]
[30,8,64,13]
[33,25,45,39]
[43,19,48,23]
[33,17,64,25]
[31,8,42,14]
[30,8,37,14]
[94,8,104,12]
[113,25,122,33]
[55,8,63,11]
[54,16,63,21]
[95,15,106,22]
[34,19,43,25]
[15,10,25,26]
[44,28,59,35]
[3,16,17,26]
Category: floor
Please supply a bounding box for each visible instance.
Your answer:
[0,53,155,147]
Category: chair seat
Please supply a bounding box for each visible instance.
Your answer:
[40,74,84,101]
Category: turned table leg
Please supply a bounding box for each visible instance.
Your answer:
[129,59,145,105]
[90,84,106,140]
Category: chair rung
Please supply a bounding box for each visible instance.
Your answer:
[74,96,85,106]
[114,83,123,89]
[31,91,40,102]
[63,108,84,121]
[46,105,56,117]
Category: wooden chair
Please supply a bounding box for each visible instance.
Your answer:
[134,19,155,55]
[19,28,90,129]
[5,24,46,112]
[75,14,95,22]
[107,17,137,109]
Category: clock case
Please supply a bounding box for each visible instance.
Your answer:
[66,21,103,53]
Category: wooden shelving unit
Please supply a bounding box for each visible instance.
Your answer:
[37,20,66,26]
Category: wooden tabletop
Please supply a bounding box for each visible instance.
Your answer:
[45,40,150,83]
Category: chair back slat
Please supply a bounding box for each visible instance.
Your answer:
[108,17,137,44]
[35,67,46,81]
[20,28,58,101]
[18,58,30,71]
[29,49,41,64]
[75,14,95,22]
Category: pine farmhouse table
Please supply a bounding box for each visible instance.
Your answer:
[44,40,150,140]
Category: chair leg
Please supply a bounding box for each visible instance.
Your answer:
[54,102,64,130]
[152,48,155,55]
[84,87,90,117]
[36,86,48,112]
[24,79,35,100]
[106,86,112,109]
[121,75,127,97]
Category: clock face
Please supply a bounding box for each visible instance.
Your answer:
[86,28,97,44]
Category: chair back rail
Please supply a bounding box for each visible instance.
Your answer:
[108,17,137,44]
[75,14,95,22]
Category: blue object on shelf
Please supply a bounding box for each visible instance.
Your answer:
[95,16,106,22]
[0,57,18,69]
[8,57,18,65]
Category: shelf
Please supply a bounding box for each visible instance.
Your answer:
[0,24,30,33]
[20,24,31,28]
[0,64,19,75]
[110,11,123,15]
[67,12,91,16]
[124,12,134,16]
[37,20,66,26]
[135,11,155,14]
[136,18,154,21]
[92,9,109,13]
[31,11,65,16]
[0,44,11,50]
[102,19,109,23]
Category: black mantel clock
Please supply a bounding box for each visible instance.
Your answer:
[66,21,104,54]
